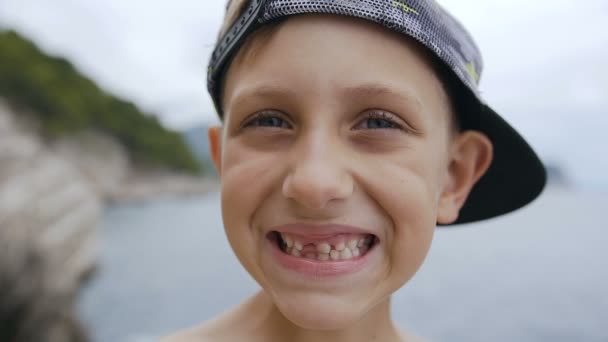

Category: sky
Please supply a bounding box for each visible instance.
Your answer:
[0,0,607,189]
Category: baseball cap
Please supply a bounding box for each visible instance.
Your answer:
[207,0,547,225]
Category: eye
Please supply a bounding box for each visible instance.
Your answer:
[354,110,403,130]
[242,111,292,129]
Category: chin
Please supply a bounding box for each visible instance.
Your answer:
[272,291,372,331]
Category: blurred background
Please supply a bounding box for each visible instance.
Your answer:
[0,0,606,341]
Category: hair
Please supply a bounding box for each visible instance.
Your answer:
[216,0,466,134]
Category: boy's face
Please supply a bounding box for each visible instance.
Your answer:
[209,15,490,330]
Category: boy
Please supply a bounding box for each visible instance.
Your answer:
[166,0,545,341]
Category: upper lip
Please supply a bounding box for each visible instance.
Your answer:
[267,223,377,239]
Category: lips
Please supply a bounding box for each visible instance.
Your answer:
[265,224,379,277]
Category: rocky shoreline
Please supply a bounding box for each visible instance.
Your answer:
[47,119,217,204]
[0,99,215,341]
[0,100,100,341]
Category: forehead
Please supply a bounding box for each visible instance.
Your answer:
[223,14,450,124]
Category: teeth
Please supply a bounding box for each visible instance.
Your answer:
[316,242,331,254]
[305,252,316,259]
[280,234,374,261]
[340,248,352,260]
[294,240,303,251]
[335,241,345,251]
[283,234,294,248]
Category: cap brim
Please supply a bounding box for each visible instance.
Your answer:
[450,104,547,225]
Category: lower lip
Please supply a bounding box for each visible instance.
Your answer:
[268,239,372,277]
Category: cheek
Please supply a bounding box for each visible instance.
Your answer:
[221,138,279,214]
[219,140,284,276]
[359,150,441,284]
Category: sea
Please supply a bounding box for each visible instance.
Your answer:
[77,187,608,342]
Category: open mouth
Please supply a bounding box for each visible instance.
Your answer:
[268,231,379,261]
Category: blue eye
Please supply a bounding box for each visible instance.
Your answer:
[356,111,403,130]
[365,117,399,129]
[244,112,291,129]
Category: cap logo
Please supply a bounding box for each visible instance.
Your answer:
[464,61,480,83]
[391,1,419,15]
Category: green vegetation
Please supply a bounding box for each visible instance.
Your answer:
[0,30,201,173]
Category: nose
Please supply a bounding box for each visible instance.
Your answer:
[282,134,354,210]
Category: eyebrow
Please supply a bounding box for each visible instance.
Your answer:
[340,83,422,114]
[229,84,299,107]
[228,82,423,115]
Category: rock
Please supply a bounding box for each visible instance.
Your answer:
[51,130,130,199]
[0,228,90,342]
[0,99,99,341]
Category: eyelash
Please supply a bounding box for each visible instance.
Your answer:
[241,110,406,131]
[357,110,404,130]
[242,111,292,129]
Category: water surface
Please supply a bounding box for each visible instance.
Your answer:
[78,189,608,341]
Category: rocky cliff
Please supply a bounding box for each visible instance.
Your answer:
[0,99,100,286]
[0,100,98,340]
[0,96,217,340]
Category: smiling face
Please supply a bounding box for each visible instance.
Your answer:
[208,14,492,331]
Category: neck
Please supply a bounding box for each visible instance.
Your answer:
[241,290,403,342]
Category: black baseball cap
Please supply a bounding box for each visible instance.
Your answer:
[207,0,547,225]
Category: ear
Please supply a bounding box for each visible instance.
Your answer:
[208,126,223,176]
[437,130,493,224]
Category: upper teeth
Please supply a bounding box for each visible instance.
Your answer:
[294,240,303,251]
[283,235,294,248]
[347,239,358,249]
[279,233,372,261]
[316,242,331,254]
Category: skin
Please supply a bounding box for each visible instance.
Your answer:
[164,14,492,342]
